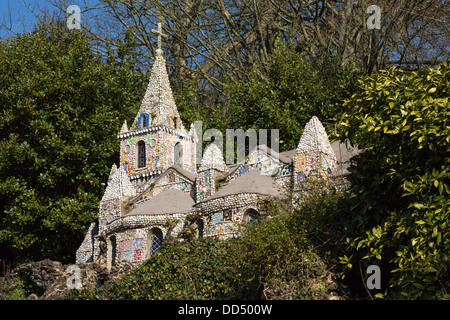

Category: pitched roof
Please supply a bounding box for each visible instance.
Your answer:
[101,164,136,202]
[131,51,183,131]
[126,165,195,204]
[253,145,292,164]
[199,143,227,172]
[296,116,335,156]
[127,189,194,216]
[224,145,293,179]
[203,169,283,201]
[169,165,196,182]
[279,149,296,163]
[331,139,360,176]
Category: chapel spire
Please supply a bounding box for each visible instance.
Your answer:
[130,21,183,131]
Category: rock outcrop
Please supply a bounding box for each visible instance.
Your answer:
[1,259,134,300]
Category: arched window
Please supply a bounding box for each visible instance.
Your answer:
[174,142,182,166]
[196,219,204,238]
[173,117,178,129]
[147,228,163,257]
[137,141,146,168]
[243,208,260,224]
[138,113,150,129]
[110,236,117,267]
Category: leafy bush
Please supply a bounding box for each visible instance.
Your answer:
[224,43,358,152]
[2,278,27,300]
[334,63,450,299]
[64,195,346,300]
[0,23,145,265]
[229,199,333,300]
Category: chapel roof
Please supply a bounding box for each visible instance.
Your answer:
[201,169,283,202]
[225,145,294,177]
[198,143,227,172]
[130,44,183,131]
[168,164,196,182]
[101,164,136,202]
[296,116,335,156]
[254,145,293,164]
[127,189,194,216]
[331,139,360,176]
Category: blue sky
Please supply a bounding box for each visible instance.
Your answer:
[0,0,51,38]
[0,0,69,38]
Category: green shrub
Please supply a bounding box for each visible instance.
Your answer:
[334,63,450,299]
[64,193,346,300]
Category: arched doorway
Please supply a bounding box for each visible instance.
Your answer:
[243,208,260,224]
[196,219,204,238]
[108,235,117,268]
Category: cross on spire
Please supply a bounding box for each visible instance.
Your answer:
[151,22,167,55]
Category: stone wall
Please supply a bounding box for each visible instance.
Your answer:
[1,259,134,300]
[104,212,186,236]
[118,126,196,194]
[75,222,98,264]
[102,212,186,267]
[194,193,260,239]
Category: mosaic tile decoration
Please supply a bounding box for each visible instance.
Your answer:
[75,23,345,270]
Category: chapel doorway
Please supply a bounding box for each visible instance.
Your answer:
[147,228,163,258]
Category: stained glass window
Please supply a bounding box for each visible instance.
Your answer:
[138,141,146,168]
[150,229,163,256]
[223,210,232,221]
[212,211,222,224]
[138,113,150,129]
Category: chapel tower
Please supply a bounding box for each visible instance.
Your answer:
[293,116,337,189]
[116,23,196,193]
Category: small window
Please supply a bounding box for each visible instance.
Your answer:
[148,228,163,257]
[138,113,150,129]
[173,117,178,129]
[174,142,182,166]
[110,236,117,267]
[137,141,146,168]
[197,219,204,238]
[143,114,149,128]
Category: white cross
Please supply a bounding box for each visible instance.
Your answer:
[151,22,167,54]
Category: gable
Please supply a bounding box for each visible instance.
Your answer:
[130,166,194,209]
[225,146,292,184]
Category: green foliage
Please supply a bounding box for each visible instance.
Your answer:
[0,23,145,264]
[228,199,331,300]
[334,63,450,299]
[2,278,27,300]
[64,195,343,300]
[65,238,239,300]
[225,43,358,151]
